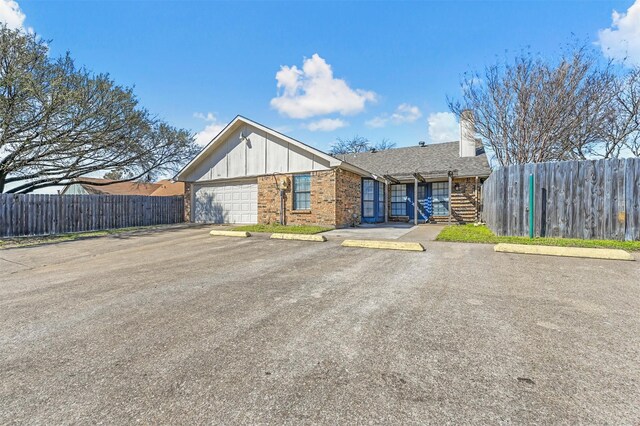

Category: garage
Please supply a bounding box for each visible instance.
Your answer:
[193,180,257,224]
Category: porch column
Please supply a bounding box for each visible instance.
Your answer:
[384,179,389,223]
[414,177,418,226]
[448,172,452,225]
[475,176,479,222]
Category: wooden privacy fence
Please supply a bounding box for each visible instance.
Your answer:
[0,194,185,238]
[482,158,640,241]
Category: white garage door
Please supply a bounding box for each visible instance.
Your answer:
[193,181,258,224]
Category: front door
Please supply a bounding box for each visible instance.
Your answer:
[361,179,385,223]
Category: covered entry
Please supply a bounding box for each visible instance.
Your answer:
[361,178,450,224]
[386,179,451,223]
[193,180,258,224]
[391,183,434,222]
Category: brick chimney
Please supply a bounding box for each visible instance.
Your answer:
[459,109,476,157]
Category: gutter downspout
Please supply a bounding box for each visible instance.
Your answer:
[280,189,285,225]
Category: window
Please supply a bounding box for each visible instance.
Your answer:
[362,179,375,218]
[391,184,406,216]
[293,174,311,210]
[432,182,449,216]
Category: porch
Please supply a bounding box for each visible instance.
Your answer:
[323,222,446,244]
[360,173,482,226]
[324,222,414,240]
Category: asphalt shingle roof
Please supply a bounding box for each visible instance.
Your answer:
[63,178,185,196]
[335,141,491,180]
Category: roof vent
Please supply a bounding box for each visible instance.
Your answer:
[418,141,426,147]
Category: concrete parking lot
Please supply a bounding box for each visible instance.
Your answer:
[0,227,638,424]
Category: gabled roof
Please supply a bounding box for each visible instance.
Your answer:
[62,178,161,195]
[176,115,370,180]
[335,141,492,180]
[150,179,185,196]
[61,178,185,196]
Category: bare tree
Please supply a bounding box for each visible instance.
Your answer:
[604,67,640,157]
[372,138,396,151]
[0,25,199,193]
[448,46,639,166]
[330,135,370,155]
[330,135,396,155]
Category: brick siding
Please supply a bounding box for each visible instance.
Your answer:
[431,177,480,224]
[334,169,362,227]
[258,170,338,227]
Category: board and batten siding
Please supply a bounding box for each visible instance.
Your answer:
[183,125,332,182]
[482,158,640,241]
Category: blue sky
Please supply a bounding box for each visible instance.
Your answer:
[3,0,640,153]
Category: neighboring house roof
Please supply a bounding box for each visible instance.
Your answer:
[334,141,492,180]
[150,179,185,196]
[175,115,372,181]
[61,178,183,196]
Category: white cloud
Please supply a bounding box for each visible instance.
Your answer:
[366,103,422,128]
[270,54,377,119]
[427,112,458,143]
[0,0,26,30]
[305,118,348,132]
[391,103,422,123]
[193,112,217,122]
[193,112,225,146]
[598,0,640,66]
[194,123,225,146]
[365,116,388,128]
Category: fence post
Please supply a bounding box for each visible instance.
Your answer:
[448,171,453,226]
[529,173,535,239]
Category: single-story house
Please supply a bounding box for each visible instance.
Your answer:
[175,114,491,227]
[61,178,185,196]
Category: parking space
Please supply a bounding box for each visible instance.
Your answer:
[0,227,638,423]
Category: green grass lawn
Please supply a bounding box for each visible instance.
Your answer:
[0,225,172,249]
[231,224,332,235]
[436,224,640,251]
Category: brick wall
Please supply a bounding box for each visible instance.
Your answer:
[335,169,362,227]
[257,170,337,226]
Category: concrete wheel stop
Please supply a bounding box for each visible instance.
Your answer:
[494,243,634,261]
[341,239,425,252]
[209,230,251,238]
[270,233,327,242]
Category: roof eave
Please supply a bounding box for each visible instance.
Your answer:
[335,161,374,178]
[176,115,342,181]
